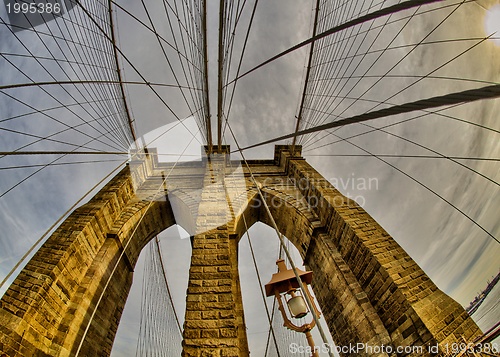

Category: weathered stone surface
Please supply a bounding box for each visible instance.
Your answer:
[0,146,482,357]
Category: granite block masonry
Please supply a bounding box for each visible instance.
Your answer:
[0,146,482,356]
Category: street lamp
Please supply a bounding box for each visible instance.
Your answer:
[265,259,321,357]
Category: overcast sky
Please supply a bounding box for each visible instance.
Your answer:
[1,0,499,355]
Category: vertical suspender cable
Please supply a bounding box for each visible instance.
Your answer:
[291,0,320,156]
[202,0,213,153]
[74,130,200,356]
[227,0,444,85]
[224,152,282,355]
[155,236,183,336]
[108,0,137,144]
[226,121,335,357]
[217,0,226,151]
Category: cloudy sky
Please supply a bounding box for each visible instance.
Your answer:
[1,0,499,355]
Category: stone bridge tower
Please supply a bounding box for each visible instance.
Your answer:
[0,146,482,356]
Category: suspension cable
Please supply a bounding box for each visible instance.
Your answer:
[311,127,500,245]
[0,159,127,290]
[227,0,444,86]
[74,127,200,356]
[225,120,335,357]
[236,83,500,152]
[291,0,321,155]
[223,139,282,356]
[155,236,183,335]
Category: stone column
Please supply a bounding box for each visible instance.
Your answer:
[182,149,249,357]
[182,228,248,357]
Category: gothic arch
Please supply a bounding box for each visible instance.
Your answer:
[234,187,393,354]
